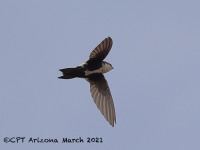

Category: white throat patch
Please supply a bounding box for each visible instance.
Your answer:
[102,63,113,73]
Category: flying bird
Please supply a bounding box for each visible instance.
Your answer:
[58,37,116,127]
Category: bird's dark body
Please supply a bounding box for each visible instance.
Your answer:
[58,61,104,79]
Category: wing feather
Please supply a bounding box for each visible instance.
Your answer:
[87,74,116,127]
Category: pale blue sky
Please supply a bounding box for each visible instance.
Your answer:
[1,0,200,149]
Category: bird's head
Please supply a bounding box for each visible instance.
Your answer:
[103,61,114,73]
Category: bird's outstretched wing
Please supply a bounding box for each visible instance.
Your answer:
[86,74,116,127]
[87,37,113,70]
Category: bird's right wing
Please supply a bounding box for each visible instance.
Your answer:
[87,37,113,70]
[86,74,116,127]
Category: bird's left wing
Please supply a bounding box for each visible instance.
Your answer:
[86,74,116,127]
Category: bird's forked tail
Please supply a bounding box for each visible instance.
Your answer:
[58,68,79,79]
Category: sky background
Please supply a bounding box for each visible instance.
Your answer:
[1,0,200,149]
